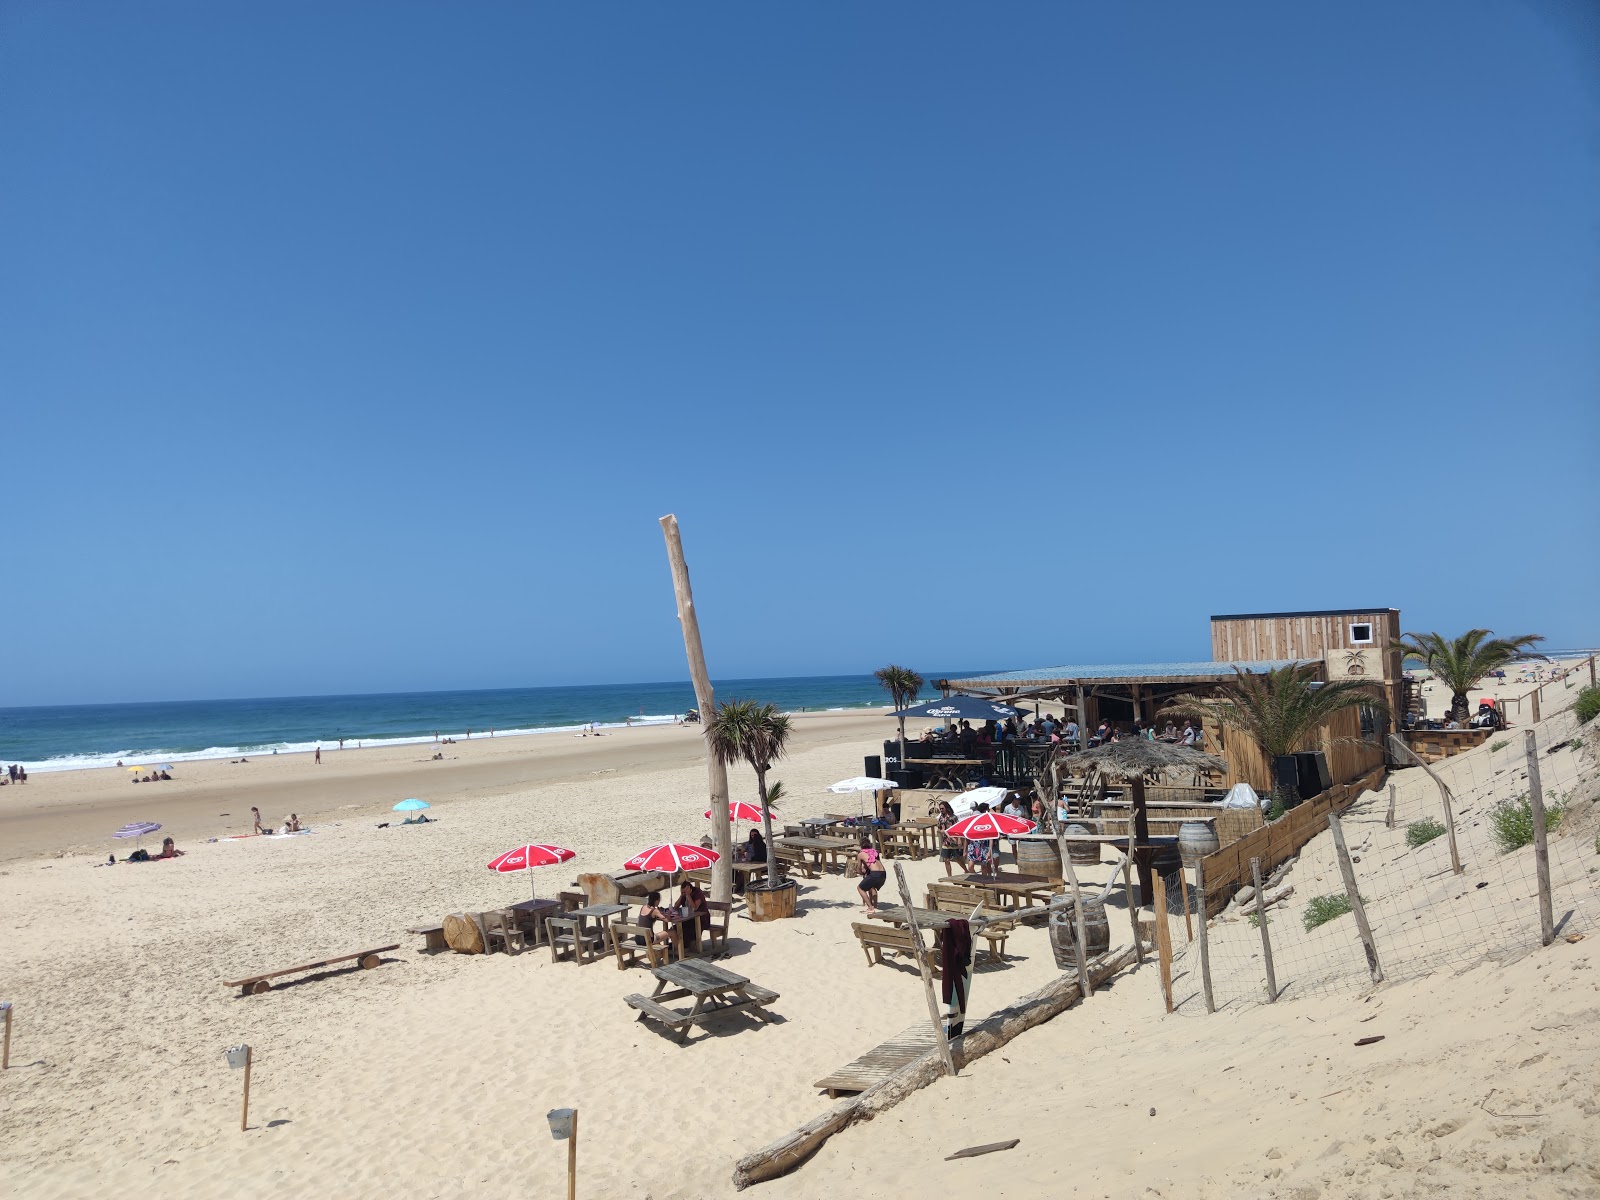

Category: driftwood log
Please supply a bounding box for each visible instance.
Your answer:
[731,944,1139,1189]
[442,912,485,955]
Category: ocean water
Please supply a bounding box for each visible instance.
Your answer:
[0,674,940,772]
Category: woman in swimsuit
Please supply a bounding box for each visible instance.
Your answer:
[856,838,887,911]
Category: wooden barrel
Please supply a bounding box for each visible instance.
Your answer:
[1012,835,1062,880]
[442,912,485,955]
[745,880,797,922]
[1063,824,1100,866]
[1178,819,1221,867]
[1048,897,1110,970]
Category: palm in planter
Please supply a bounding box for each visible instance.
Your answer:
[875,665,924,780]
[1397,629,1545,722]
[706,700,793,917]
[1163,663,1386,805]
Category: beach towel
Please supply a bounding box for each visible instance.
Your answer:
[940,919,973,1042]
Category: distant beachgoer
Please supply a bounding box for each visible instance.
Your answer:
[288,813,302,832]
[466,729,472,739]
[338,738,344,750]
[315,746,322,764]
[156,837,184,860]
[251,807,263,835]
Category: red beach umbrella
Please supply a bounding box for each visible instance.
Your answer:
[623,843,721,874]
[704,802,774,823]
[487,844,575,900]
[947,812,1035,840]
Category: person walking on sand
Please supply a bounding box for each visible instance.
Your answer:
[314,746,321,764]
[251,807,263,834]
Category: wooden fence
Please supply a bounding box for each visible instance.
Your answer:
[1401,726,1492,763]
[1198,764,1387,916]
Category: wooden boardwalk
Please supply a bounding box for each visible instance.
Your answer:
[813,1023,939,1097]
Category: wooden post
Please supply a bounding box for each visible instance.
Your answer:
[1384,783,1396,830]
[1524,731,1555,947]
[1055,831,1093,998]
[1251,857,1278,1002]
[1,1002,11,1069]
[660,516,733,904]
[240,1046,253,1132]
[1152,869,1174,1013]
[1530,689,1541,723]
[893,863,957,1077]
[1327,812,1383,983]
[1194,860,1215,1013]
[1588,655,1596,687]
[1120,851,1144,963]
[567,1108,579,1200]
[1389,734,1462,875]
[1179,868,1193,942]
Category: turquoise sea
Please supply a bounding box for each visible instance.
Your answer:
[0,674,967,772]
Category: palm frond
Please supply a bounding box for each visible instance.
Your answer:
[1159,663,1386,762]
[874,665,924,711]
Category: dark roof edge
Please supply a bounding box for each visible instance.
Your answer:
[1210,608,1398,621]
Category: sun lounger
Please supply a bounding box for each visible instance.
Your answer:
[223,945,400,996]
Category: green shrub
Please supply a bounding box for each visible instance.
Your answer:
[1264,796,1287,822]
[1406,818,1446,848]
[1575,685,1600,725]
[1489,794,1565,854]
[1490,740,1508,753]
[1247,911,1270,928]
[1303,893,1353,931]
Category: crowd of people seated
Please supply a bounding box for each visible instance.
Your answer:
[915,711,1207,755]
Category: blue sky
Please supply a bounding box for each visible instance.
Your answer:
[3,2,1596,707]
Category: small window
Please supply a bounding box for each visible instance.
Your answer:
[1349,623,1374,644]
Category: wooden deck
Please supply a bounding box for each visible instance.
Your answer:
[813,1022,940,1097]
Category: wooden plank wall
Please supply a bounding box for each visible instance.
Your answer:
[1206,706,1384,794]
[1199,764,1387,914]
[1210,611,1400,664]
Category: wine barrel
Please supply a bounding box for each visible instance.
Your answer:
[1048,897,1110,970]
[1178,819,1221,867]
[1063,824,1101,866]
[1012,835,1062,881]
[443,912,485,955]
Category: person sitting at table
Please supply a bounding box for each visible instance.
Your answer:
[734,829,767,895]
[1090,721,1111,747]
[855,837,887,912]
[936,800,962,878]
[634,890,677,954]
[1063,718,1080,746]
[677,880,710,952]
[1160,721,1179,742]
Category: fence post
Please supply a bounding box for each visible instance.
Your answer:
[1153,870,1174,1013]
[893,862,958,1076]
[1121,852,1145,963]
[1388,734,1463,875]
[1523,731,1555,947]
[1327,812,1383,983]
[1384,783,1396,830]
[1250,857,1278,1002]
[1194,859,1215,1013]
[1589,654,1596,687]
[1055,831,1094,999]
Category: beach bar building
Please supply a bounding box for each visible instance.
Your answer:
[941,608,1398,795]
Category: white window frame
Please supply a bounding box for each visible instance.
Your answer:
[1348,622,1374,645]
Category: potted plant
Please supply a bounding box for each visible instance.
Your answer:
[706,699,796,921]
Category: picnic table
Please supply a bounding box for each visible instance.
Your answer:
[773,835,856,873]
[624,959,780,1043]
[506,897,561,946]
[905,757,986,790]
[731,861,770,886]
[950,872,1062,911]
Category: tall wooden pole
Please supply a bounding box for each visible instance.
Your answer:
[660,516,733,904]
[2,1003,11,1069]
[1523,731,1555,947]
[1388,734,1462,875]
[1055,831,1093,998]
[567,1109,579,1200]
[1194,860,1215,1013]
[893,863,957,1077]
[1152,870,1174,1013]
[1251,857,1278,1002]
[1327,813,1383,983]
[240,1046,253,1132]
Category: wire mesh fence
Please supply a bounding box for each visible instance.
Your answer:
[1156,706,1599,1015]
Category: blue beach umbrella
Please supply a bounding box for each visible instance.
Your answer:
[113,821,161,851]
[393,799,430,812]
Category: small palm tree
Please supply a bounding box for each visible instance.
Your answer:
[1163,663,1388,794]
[875,665,924,779]
[705,700,792,891]
[1397,629,1546,721]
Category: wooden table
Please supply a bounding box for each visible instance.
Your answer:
[895,818,940,853]
[624,960,780,1043]
[506,898,561,947]
[774,835,856,873]
[878,827,926,859]
[950,872,1062,911]
[567,902,628,954]
[906,758,985,790]
[731,861,770,885]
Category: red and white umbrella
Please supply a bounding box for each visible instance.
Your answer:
[705,801,775,824]
[623,843,721,874]
[487,844,575,899]
[946,812,1035,840]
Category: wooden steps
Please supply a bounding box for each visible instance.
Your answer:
[813,1023,940,1098]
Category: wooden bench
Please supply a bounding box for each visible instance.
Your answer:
[925,880,994,912]
[407,924,446,952]
[223,944,400,996]
[772,845,819,879]
[851,922,940,977]
[925,899,1016,964]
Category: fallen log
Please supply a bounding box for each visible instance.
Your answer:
[731,944,1139,1189]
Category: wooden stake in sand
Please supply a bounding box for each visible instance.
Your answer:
[1194,860,1215,1013]
[1385,783,1396,830]
[1327,812,1383,983]
[225,1044,253,1131]
[1120,851,1144,963]
[1152,870,1174,1013]
[1523,731,1555,947]
[1389,734,1462,875]
[1,1001,11,1069]
[893,863,957,1078]
[1251,858,1278,1002]
[1055,830,1093,999]
[660,515,733,905]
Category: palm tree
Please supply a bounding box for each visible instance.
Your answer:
[705,700,792,894]
[1397,629,1546,721]
[1162,663,1388,799]
[875,665,924,780]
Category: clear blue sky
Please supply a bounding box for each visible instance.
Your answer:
[3,2,1596,707]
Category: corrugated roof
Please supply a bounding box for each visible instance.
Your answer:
[947,659,1312,688]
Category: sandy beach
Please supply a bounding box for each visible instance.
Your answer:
[3,697,1597,1199]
